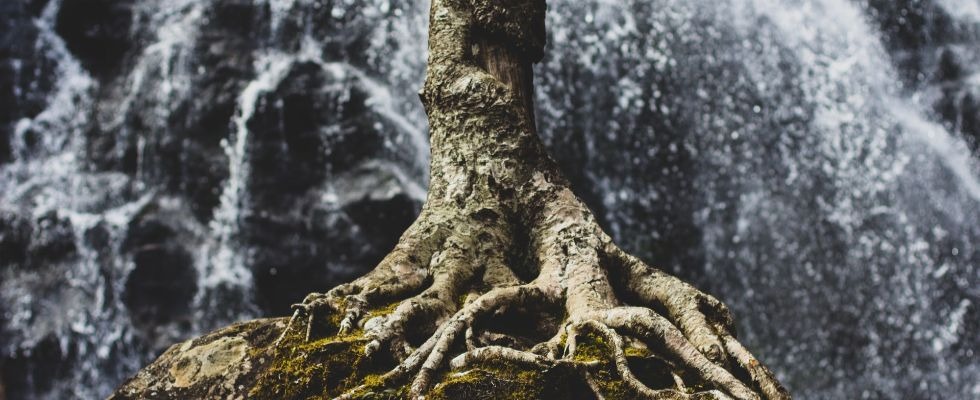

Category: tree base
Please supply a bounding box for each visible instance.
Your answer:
[109,315,737,400]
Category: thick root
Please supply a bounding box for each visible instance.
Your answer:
[722,336,791,400]
[566,320,695,400]
[603,241,737,362]
[589,308,757,400]
[290,265,785,400]
[279,213,788,400]
[410,284,549,397]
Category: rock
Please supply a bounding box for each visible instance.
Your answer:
[248,186,419,315]
[167,0,260,221]
[0,210,31,269]
[120,199,203,350]
[242,61,421,315]
[28,211,76,264]
[27,0,48,16]
[110,319,284,400]
[0,0,57,164]
[122,246,197,326]
[54,0,135,78]
[0,335,74,400]
[961,93,980,150]
[864,0,956,82]
[109,317,605,400]
[168,336,248,388]
[936,48,964,83]
[82,0,262,221]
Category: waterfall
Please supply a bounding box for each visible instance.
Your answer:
[894,101,980,201]
[937,0,980,23]
[1,0,977,398]
[198,52,294,324]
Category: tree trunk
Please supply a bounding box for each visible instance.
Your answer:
[111,1,789,399]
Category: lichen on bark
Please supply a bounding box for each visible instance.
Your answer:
[111,0,790,399]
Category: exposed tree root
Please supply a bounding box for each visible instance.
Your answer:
[567,320,692,399]
[275,186,788,400]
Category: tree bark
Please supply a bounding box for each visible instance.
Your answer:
[111,1,790,399]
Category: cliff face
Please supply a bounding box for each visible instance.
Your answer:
[2,0,980,398]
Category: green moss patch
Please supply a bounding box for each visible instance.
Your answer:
[430,364,592,400]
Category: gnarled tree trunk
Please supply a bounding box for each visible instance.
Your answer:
[111,1,789,399]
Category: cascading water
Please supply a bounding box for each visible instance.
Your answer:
[0,0,976,398]
[201,51,294,325]
[536,0,980,397]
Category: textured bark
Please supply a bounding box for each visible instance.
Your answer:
[111,1,790,399]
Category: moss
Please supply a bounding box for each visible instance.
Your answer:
[239,306,419,400]
[429,364,590,400]
[571,332,630,398]
[572,331,608,362]
[366,301,401,319]
[425,334,645,400]
[623,346,652,359]
[113,310,690,400]
[566,331,679,399]
[592,367,634,399]
[113,317,691,400]
[248,327,384,399]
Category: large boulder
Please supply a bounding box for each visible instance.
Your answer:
[110,317,654,400]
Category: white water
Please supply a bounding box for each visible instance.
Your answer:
[204,53,293,293]
[938,0,980,23]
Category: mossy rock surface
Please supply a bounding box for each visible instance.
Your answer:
[110,317,709,400]
[111,318,391,400]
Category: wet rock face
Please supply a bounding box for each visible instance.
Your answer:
[931,47,980,152]
[865,0,956,65]
[54,0,134,79]
[158,0,263,221]
[246,190,419,315]
[244,61,419,313]
[864,0,980,151]
[0,0,56,165]
[29,212,77,263]
[0,211,31,269]
[1,335,73,399]
[122,216,198,330]
[81,0,265,222]
[248,62,358,199]
[0,2,30,165]
[0,210,77,271]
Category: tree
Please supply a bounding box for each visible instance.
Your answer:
[112,1,788,399]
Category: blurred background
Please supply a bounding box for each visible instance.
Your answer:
[0,0,978,398]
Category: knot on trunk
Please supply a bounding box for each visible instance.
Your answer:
[468,0,547,62]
